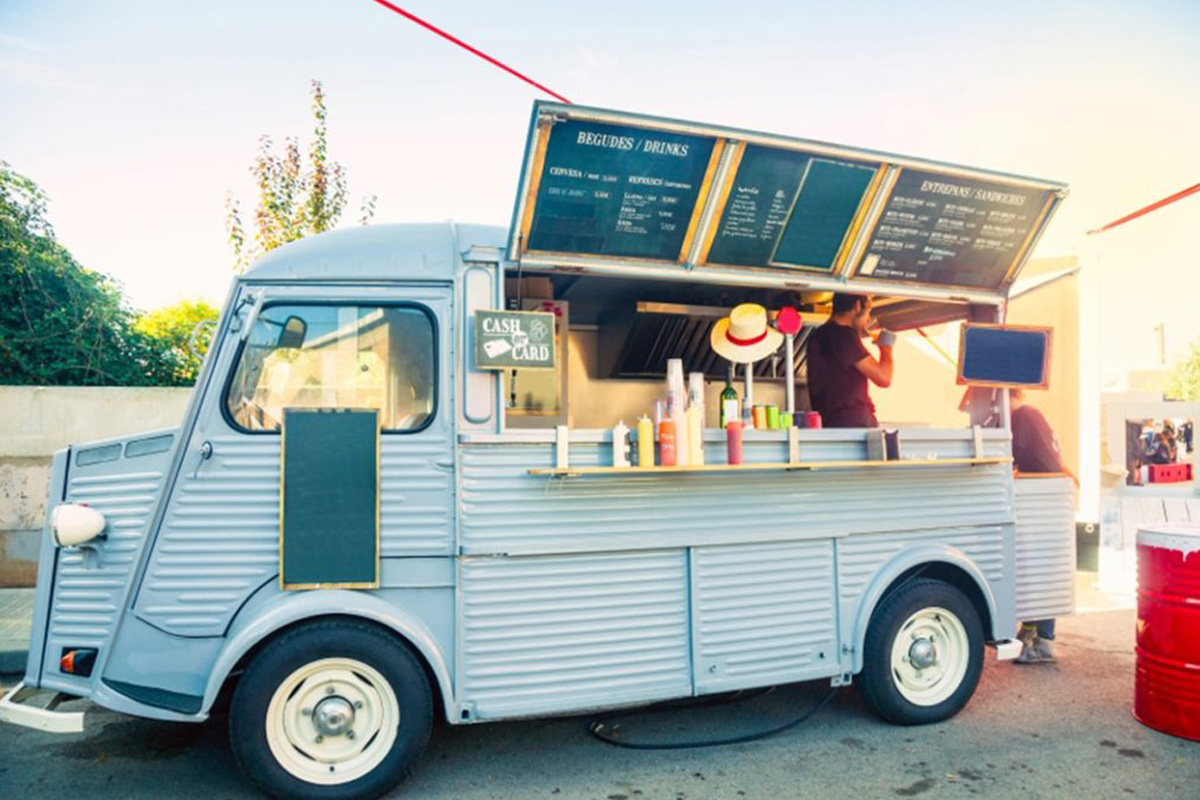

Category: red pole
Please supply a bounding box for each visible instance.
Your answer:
[1087,181,1200,236]
[364,0,573,104]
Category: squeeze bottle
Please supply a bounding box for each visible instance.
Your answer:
[612,420,630,468]
[636,416,654,469]
[659,417,677,467]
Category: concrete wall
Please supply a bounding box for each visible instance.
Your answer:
[0,386,192,586]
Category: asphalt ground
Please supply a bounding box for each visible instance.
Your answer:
[2,605,1197,800]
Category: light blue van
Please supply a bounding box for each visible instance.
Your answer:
[1,104,1076,800]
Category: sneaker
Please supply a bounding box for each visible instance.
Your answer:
[1033,638,1057,663]
[1014,639,1042,664]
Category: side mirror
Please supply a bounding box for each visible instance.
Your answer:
[277,315,307,349]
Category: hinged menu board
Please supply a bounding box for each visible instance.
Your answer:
[281,408,380,590]
[957,324,1052,389]
[855,169,1058,289]
[523,119,719,261]
[511,102,1067,296]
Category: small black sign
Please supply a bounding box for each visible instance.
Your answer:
[958,325,1051,388]
[526,120,717,261]
[858,168,1054,289]
[474,309,556,370]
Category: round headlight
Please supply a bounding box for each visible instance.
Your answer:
[51,504,107,547]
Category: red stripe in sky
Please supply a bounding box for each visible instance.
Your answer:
[365,0,573,104]
[1087,181,1200,235]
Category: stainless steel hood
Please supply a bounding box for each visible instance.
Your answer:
[597,301,820,381]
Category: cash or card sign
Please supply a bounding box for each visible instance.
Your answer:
[474,309,557,370]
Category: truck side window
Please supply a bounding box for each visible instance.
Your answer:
[225,304,435,433]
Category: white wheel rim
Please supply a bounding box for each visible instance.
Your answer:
[889,606,969,707]
[265,657,400,785]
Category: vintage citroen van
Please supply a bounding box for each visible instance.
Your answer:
[1,104,1076,800]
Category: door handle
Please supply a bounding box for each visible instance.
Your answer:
[433,460,454,471]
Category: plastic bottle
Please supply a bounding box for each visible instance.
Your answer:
[637,416,654,469]
[659,417,677,467]
[686,405,703,466]
[612,420,630,468]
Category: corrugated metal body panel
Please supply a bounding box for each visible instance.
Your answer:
[460,441,1014,555]
[42,432,177,692]
[458,551,691,720]
[837,526,1007,602]
[691,541,838,692]
[1013,478,1076,621]
[134,435,280,635]
[379,434,455,556]
[135,432,455,636]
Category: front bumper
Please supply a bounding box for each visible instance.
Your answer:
[0,681,85,733]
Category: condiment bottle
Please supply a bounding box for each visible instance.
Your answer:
[612,420,630,468]
[726,421,744,465]
[686,405,703,466]
[637,415,654,469]
[657,417,676,465]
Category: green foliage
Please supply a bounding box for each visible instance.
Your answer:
[132,299,220,385]
[0,161,211,387]
[226,80,374,273]
[1165,338,1200,402]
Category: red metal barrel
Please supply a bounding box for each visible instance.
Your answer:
[1135,524,1200,741]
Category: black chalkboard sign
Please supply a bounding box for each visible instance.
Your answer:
[957,325,1051,388]
[774,159,876,269]
[706,145,810,267]
[526,120,717,260]
[857,168,1054,289]
[281,409,379,589]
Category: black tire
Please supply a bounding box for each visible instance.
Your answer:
[229,619,433,800]
[857,578,984,725]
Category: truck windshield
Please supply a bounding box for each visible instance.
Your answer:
[225,304,435,432]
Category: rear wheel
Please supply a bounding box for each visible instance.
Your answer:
[858,578,984,725]
[230,620,433,800]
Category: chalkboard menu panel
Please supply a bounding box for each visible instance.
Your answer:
[958,325,1051,388]
[858,169,1053,289]
[526,120,717,261]
[706,145,810,267]
[774,159,876,269]
[281,409,379,589]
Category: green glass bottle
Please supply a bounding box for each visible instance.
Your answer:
[719,364,740,429]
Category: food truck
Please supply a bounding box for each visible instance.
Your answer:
[1,103,1077,800]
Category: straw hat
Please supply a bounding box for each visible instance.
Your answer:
[710,303,784,364]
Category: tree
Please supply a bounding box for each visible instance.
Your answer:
[225,80,375,273]
[1165,338,1200,401]
[0,161,207,387]
[132,299,220,385]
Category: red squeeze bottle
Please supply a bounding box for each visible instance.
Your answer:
[659,418,677,467]
[726,421,744,465]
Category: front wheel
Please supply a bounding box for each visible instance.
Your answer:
[857,578,984,725]
[230,620,433,800]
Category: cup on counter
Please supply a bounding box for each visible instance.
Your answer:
[780,412,793,429]
[726,421,744,465]
[765,405,779,430]
[752,405,767,430]
[805,411,822,429]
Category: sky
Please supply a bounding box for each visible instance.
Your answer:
[2,0,1199,381]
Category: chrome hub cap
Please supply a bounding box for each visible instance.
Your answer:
[313,696,356,736]
[908,638,938,669]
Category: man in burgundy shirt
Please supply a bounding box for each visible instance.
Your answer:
[807,293,895,428]
[1010,388,1076,664]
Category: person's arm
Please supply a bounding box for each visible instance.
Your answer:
[854,331,895,388]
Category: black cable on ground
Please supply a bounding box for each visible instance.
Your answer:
[587,685,839,750]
